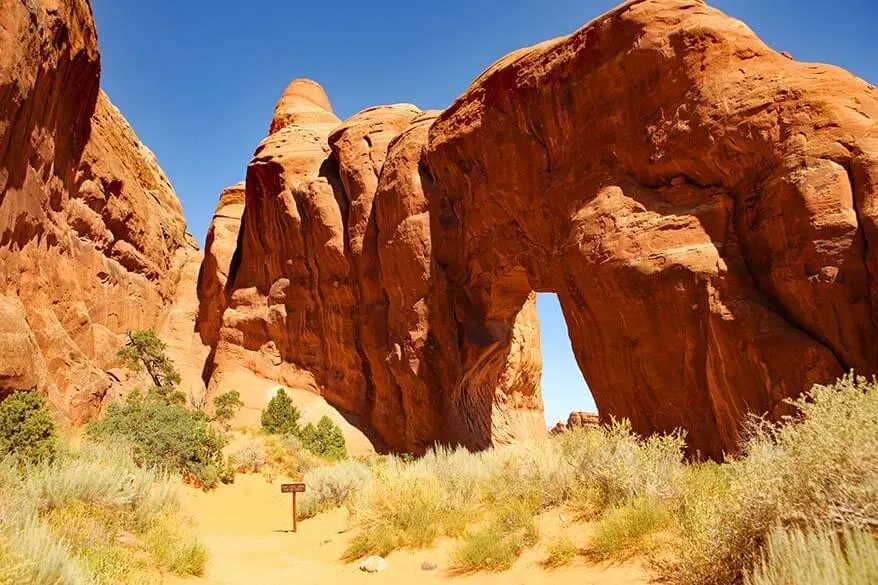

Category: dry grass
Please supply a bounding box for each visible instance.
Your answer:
[541,534,579,569]
[450,499,540,573]
[745,524,878,585]
[666,373,878,584]
[0,442,206,584]
[586,498,669,561]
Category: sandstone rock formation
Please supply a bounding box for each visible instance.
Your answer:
[197,182,245,349]
[551,412,601,435]
[0,0,197,421]
[424,0,877,457]
[203,0,878,458]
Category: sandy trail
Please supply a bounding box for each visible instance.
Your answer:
[168,474,653,585]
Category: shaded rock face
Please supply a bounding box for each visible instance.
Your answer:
[202,0,877,457]
[0,0,196,422]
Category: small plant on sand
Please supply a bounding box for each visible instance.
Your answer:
[586,497,669,561]
[299,459,371,519]
[744,524,878,585]
[229,438,267,474]
[0,391,57,465]
[451,499,540,573]
[260,388,301,435]
[300,415,347,461]
[262,434,318,480]
[542,534,579,569]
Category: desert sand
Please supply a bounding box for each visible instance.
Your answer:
[167,473,653,585]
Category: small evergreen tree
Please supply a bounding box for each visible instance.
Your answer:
[118,330,182,388]
[300,415,347,461]
[212,390,243,428]
[0,391,57,464]
[260,388,301,435]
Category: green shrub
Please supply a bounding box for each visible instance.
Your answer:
[299,459,371,519]
[212,390,243,428]
[668,373,878,585]
[745,525,878,585]
[542,534,579,569]
[587,497,669,561]
[261,388,301,435]
[451,499,539,572]
[0,391,57,465]
[300,416,347,461]
[87,393,229,489]
[117,330,181,391]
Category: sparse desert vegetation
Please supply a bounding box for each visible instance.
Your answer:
[0,437,205,584]
[270,374,878,583]
[2,331,876,585]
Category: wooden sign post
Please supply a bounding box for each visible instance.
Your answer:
[280,483,306,532]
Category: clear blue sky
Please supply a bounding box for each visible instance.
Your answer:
[91,0,877,427]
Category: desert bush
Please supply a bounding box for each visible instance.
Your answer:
[143,523,207,575]
[212,390,243,428]
[559,420,685,517]
[0,535,29,585]
[0,442,204,584]
[262,434,318,480]
[542,534,579,569]
[344,469,445,559]
[451,498,540,572]
[587,497,669,561]
[298,459,371,519]
[229,438,267,473]
[261,388,301,435]
[300,415,347,461]
[87,392,230,489]
[344,447,496,559]
[669,373,878,585]
[744,524,878,585]
[0,391,57,465]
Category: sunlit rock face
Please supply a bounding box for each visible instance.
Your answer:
[204,0,878,458]
[0,0,197,422]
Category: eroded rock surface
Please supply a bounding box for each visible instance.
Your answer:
[203,0,877,457]
[424,0,877,457]
[0,0,196,422]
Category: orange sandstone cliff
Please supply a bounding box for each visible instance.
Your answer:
[0,0,200,421]
[200,0,878,458]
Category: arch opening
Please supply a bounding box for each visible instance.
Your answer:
[536,293,597,431]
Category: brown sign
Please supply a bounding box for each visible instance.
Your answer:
[281,483,306,494]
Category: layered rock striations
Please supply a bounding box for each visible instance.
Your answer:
[203,0,878,457]
[0,0,197,421]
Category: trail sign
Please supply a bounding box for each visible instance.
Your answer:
[280,483,306,532]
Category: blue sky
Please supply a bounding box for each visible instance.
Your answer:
[91,0,877,426]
